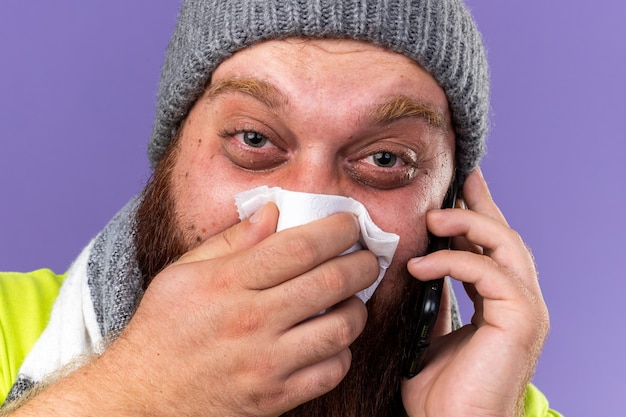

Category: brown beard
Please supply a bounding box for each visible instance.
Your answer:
[282,275,423,417]
[134,140,425,416]
[135,137,188,290]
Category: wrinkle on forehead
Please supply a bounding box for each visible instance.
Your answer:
[282,37,389,54]
[205,38,452,149]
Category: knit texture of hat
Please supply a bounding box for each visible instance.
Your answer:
[149,0,490,182]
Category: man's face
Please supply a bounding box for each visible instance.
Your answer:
[135,38,455,416]
[170,38,455,306]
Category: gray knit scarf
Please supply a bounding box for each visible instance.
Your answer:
[5,196,144,403]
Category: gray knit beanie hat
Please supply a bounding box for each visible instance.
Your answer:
[149,0,489,182]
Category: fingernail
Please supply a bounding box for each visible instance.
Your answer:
[409,256,424,266]
[249,205,265,224]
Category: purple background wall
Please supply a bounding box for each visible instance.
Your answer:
[1,1,624,415]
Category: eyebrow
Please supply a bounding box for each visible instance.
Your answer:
[368,96,448,132]
[204,77,447,132]
[204,78,289,110]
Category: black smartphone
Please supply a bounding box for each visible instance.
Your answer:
[402,180,457,378]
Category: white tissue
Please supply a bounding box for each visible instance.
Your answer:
[235,186,399,303]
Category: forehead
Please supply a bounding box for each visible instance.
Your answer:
[210,38,450,119]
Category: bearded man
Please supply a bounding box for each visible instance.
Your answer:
[0,0,559,416]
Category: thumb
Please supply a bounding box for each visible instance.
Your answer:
[176,202,279,264]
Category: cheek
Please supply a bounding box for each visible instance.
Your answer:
[175,181,241,245]
[171,143,247,244]
[362,188,435,260]
[358,171,451,301]
[375,206,428,302]
[365,201,430,307]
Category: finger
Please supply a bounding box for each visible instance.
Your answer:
[408,250,524,304]
[409,259,515,332]
[450,235,482,254]
[281,348,353,410]
[462,167,509,226]
[278,297,366,372]
[463,281,479,303]
[231,212,363,290]
[427,208,533,278]
[427,208,507,252]
[450,192,482,255]
[265,250,379,325]
[412,247,548,350]
[177,202,280,264]
[408,249,546,336]
[231,348,353,416]
[450,197,483,306]
[470,291,486,328]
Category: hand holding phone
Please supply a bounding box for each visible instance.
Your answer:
[402,181,457,378]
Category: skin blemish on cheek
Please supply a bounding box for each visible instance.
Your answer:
[193,227,211,245]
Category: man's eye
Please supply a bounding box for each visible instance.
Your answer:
[238,131,270,148]
[365,151,401,168]
[350,147,419,189]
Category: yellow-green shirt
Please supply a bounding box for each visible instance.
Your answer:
[0,270,64,402]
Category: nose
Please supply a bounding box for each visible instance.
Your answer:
[276,150,346,196]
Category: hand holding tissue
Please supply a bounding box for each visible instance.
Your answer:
[235,186,399,303]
